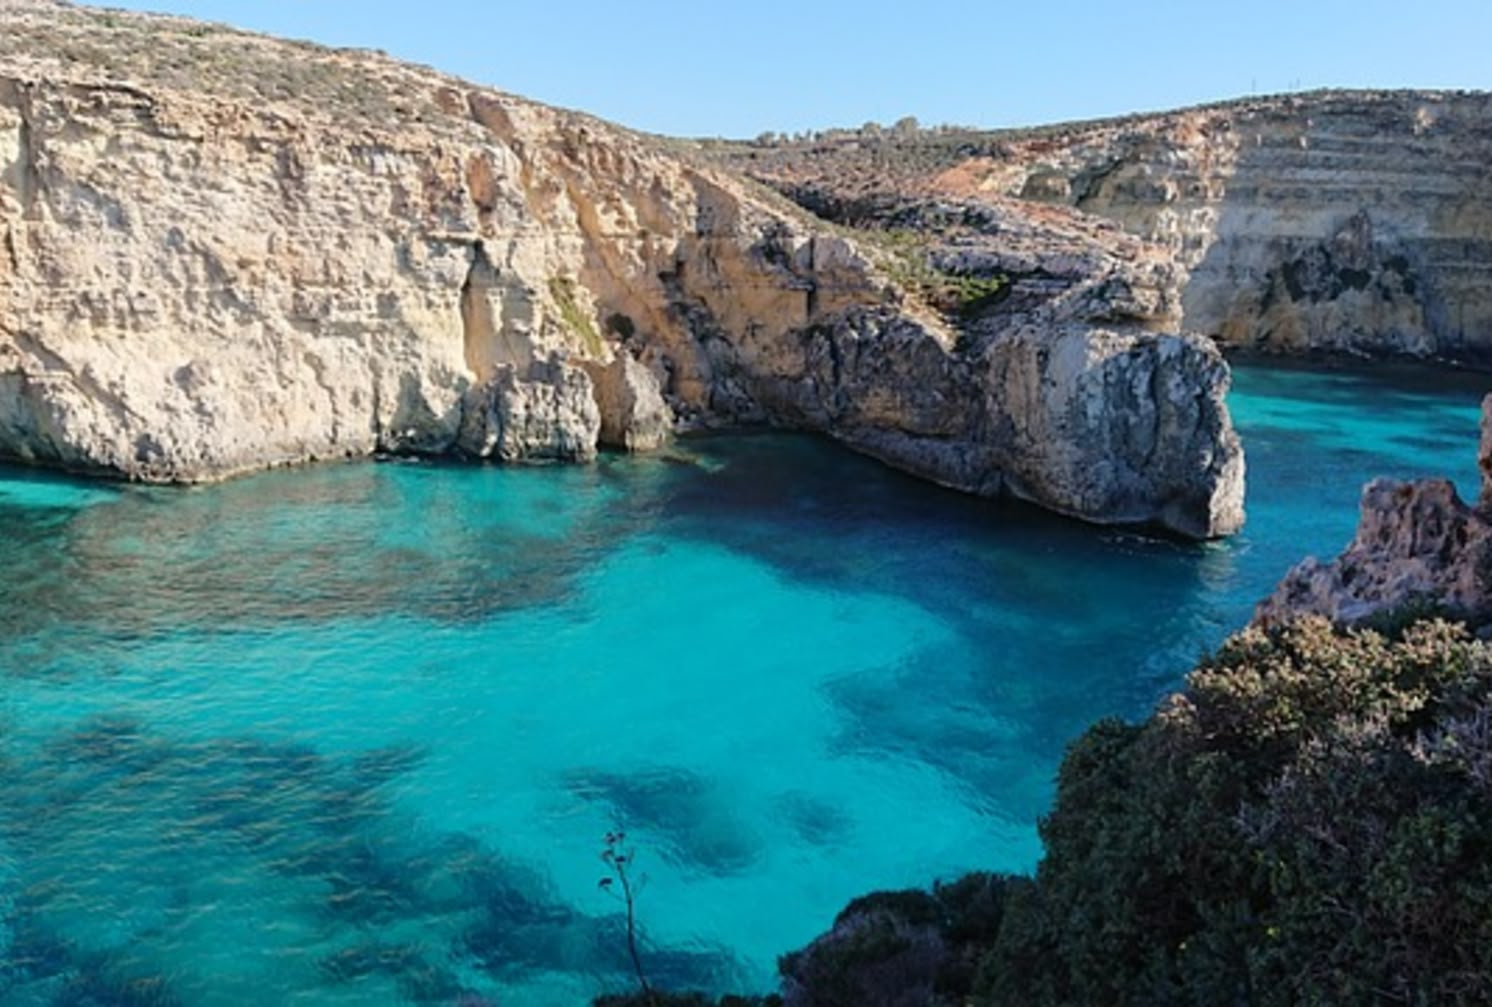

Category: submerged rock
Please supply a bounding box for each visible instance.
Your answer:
[0,0,1243,536]
[1257,393,1492,626]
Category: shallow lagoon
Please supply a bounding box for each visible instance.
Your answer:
[0,361,1485,1004]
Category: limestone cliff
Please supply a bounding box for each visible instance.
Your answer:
[968,92,1492,362]
[0,0,1244,536]
[1256,394,1492,627]
[730,90,1492,363]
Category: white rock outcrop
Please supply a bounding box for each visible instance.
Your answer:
[584,354,672,453]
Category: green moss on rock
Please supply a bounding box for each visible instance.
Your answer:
[549,276,605,358]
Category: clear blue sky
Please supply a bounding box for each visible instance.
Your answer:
[102,0,1492,137]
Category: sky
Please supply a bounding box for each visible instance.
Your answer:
[99,1,1492,138]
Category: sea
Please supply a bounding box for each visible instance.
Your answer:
[0,360,1484,1004]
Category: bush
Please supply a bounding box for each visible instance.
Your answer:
[778,874,1021,1007]
[782,616,1492,1007]
[549,276,604,357]
[988,616,1492,1006]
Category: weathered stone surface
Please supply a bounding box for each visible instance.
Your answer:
[0,0,1245,536]
[456,358,599,463]
[1257,394,1492,627]
[730,90,1492,363]
[584,353,672,452]
[948,93,1492,361]
[981,325,1244,539]
[1256,479,1492,626]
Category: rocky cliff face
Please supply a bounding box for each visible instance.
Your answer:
[973,92,1492,362]
[1256,394,1492,627]
[731,90,1492,363]
[0,0,1245,536]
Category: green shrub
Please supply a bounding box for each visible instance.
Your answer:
[778,873,1022,1007]
[983,616,1492,1006]
[782,616,1492,1007]
[871,230,1008,325]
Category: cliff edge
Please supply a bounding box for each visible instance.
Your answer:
[0,0,1244,536]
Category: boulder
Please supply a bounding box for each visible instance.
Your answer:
[1257,394,1492,627]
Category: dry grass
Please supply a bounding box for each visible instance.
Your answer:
[0,1,451,126]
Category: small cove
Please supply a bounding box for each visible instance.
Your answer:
[0,360,1485,1004]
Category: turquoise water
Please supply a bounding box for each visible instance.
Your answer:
[0,361,1484,1005]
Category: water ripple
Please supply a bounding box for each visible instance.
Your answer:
[0,360,1484,1003]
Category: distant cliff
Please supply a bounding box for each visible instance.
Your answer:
[727,90,1492,363]
[0,0,1243,537]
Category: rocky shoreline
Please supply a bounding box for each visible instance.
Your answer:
[2,0,1240,539]
[1256,392,1492,629]
[2,4,1489,542]
[724,89,1492,365]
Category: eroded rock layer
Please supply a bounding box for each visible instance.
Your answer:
[732,90,1492,362]
[0,0,1243,536]
[975,92,1492,361]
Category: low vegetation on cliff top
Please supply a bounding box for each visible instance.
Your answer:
[617,615,1492,1006]
[0,2,450,125]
